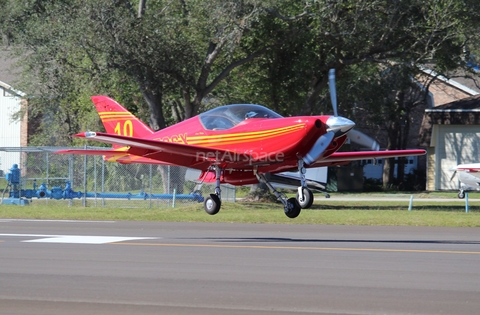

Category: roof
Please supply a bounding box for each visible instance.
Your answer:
[0,80,25,97]
[451,74,480,94]
[0,49,25,97]
[419,66,480,96]
[419,94,480,146]
[425,94,480,112]
[420,65,480,95]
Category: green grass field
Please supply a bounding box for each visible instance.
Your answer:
[1,192,479,227]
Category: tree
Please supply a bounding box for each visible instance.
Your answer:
[339,64,428,188]
[2,0,480,192]
[223,0,480,188]
[4,0,479,136]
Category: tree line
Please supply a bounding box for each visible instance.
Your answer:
[1,0,480,187]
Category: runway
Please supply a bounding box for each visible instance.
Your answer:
[1,219,480,315]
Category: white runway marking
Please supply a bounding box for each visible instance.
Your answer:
[0,234,157,244]
[0,219,115,223]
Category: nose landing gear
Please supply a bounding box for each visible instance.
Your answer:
[296,160,314,209]
[297,187,314,209]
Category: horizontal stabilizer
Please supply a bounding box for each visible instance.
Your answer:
[55,149,127,156]
[71,131,247,162]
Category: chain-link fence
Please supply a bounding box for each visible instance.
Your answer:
[0,147,235,207]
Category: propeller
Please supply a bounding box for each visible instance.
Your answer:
[328,69,380,151]
[329,69,338,117]
[347,129,380,151]
[303,68,380,165]
[449,166,458,181]
[303,131,335,165]
[303,69,355,165]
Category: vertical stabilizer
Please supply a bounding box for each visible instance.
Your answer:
[91,96,154,145]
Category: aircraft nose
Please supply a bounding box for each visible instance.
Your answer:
[326,116,355,137]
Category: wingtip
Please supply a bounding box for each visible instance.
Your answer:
[73,132,97,138]
[73,132,86,138]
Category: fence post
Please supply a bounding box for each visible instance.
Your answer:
[45,151,49,185]
[167,165,170,194]
[466,193,469,213]
[68,154,74,207]
[101,157,105,207]
[83,152,87,207]
[93,155,97,207]
[172,188,176,208]
[149,164,153,209]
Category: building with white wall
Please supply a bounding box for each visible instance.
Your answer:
[0,50,28,176]
[0,81,27,176]
[418,66,480,191]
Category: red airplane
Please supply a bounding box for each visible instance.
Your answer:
[56,70,425,218]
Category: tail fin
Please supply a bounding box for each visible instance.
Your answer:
[91,96,154,149]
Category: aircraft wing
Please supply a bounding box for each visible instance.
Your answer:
[55,148,174,165]
[453,164,480,173]
[311,149,426,167]
[57,131,252,166]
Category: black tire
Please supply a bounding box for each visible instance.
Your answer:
[284,197,301,218]
[296,187,314,209]
[204,194,221,215]
[458,191,465,199]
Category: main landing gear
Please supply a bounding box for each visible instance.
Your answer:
[203,166,222,215]
[256,172,302,218]
[255,160,315,219]
[201,160,316,219]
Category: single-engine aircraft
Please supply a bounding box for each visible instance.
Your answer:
[450,163,480,198]
[56,69,425,218]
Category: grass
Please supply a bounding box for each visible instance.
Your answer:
[1,191,480,227]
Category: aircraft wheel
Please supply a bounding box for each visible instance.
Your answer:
[296,187,314,209]
[204,194,221,215]
[458,191,465,199]
[284,197,301,219]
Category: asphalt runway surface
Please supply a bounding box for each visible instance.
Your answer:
[1,219,480,315]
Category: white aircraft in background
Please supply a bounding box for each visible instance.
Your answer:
[450,163,480,198]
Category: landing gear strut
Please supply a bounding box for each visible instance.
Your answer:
[203,166,222,215]
[296,160,314,209]
[255,172,301,219]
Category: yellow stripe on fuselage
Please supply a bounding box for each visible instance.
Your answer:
[186,124,305,146]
